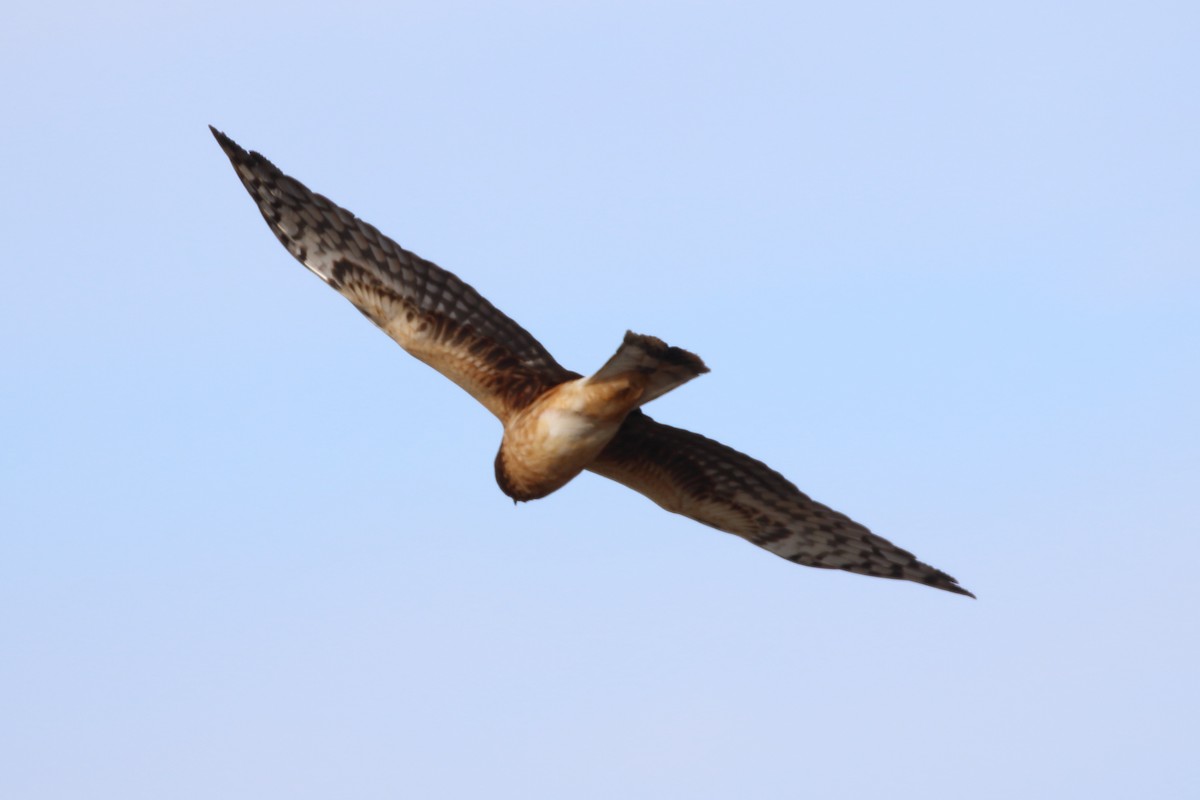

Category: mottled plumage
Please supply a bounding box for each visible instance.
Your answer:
[212,126,973,597]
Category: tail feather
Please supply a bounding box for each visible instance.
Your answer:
[591,331,708,406]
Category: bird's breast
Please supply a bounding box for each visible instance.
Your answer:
[494,379,635,501]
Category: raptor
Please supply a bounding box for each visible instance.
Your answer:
[212,127,972,597]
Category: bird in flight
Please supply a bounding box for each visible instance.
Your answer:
[211,126,972,597]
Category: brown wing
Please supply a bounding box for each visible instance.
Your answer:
[589,411,973,596]
[211,127,574,420]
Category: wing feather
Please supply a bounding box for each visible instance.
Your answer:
[589,411,973,596]
[211,127,573,419]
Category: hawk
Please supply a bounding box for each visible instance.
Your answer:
[212,127,973,597]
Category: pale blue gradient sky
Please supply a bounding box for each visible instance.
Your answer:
[3,2,1198,798]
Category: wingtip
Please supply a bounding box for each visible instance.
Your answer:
[910,558,975,598]
[934,578,976,599]
[210,125,269,172]
[208,124,242,158]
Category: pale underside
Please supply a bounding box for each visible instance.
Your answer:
[212,126,973,597]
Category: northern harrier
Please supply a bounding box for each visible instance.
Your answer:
[212,127,973,597]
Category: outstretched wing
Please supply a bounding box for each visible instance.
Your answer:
[589,411,973,596]
[211,127,574,420]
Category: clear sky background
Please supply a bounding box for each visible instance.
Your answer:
[3,1,1197,798]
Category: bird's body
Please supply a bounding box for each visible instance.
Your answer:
[497,332,708,501]
[497,376,636,502]
[212,126,973,597]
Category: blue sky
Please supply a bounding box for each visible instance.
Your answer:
[3,1,1197,797]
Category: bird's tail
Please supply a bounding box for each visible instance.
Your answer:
[589,331,708,407]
